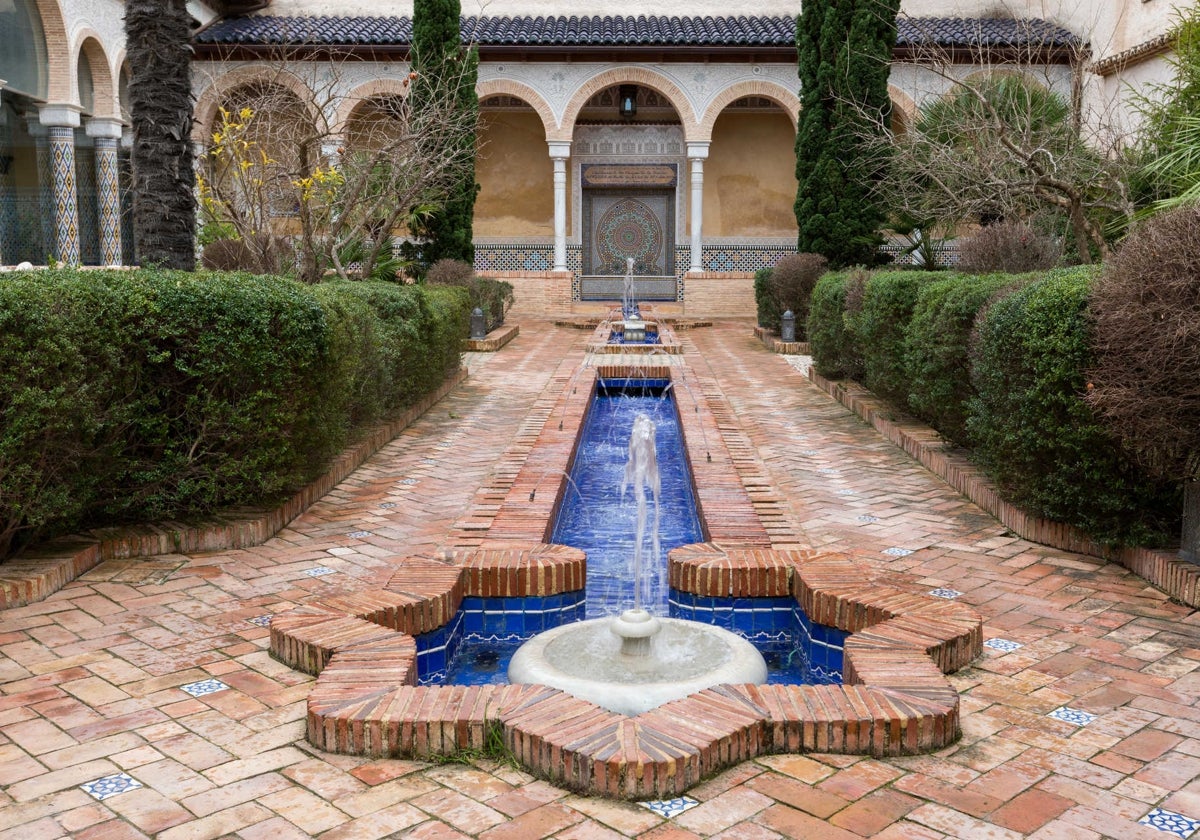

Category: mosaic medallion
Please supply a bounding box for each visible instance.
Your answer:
[596,197,663,275]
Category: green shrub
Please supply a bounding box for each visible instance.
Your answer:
[0,269,469,559]
[807,270,866,379]
[968,267,1178,546]
[754,267,776,328]
[0,272,141,555]
[904,273,1021,445]
[855,270,934,403]
[322,281,466,409]
[426,258,514,331]
[106,270,336,522]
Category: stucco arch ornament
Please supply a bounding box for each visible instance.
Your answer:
[476,78,556,143]
[696,79,801,142]
[193,67,324,144]
[554,66,701,143]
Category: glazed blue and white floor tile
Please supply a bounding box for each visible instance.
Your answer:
[1139,808,1200,838]
[81,773,143,800]
[929,588,962,599]
[1048,706,1097,726]
[639,796,699,818]
[346,531,372,539]
[883,547,913,557]
[305,566,337,577]
[246,615,272,627]
[180,679,229,698]
[857,515,880,523]
[984,638,1023,653]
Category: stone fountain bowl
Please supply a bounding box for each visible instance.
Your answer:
[507,608,768,717]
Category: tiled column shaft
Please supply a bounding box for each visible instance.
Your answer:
[26,119,55,260]
[47,125,79,264]
[0,101,14,264]
[687,142,709,274]
[40,107,83,265]
[92,137,121,265]
[549,140,570,273]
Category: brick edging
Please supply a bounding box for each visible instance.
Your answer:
[806,369,1200,609]
[752,326,810,355]
[0,368,469,611]
[465,323,519,352]
[287,544,976,799]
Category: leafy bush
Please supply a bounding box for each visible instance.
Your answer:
[957,221,1061,274]
[854,270,934,403]
[754,267,775,328]
[968,267,1178,546]
[807,270,865,379]
[0,273,141,555]
[904,273,1021,445]
[0,269,469,559]
[425,258,514,330]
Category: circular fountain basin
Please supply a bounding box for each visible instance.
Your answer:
[507,610,768,716]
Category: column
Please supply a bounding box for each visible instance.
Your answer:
[39,104,83,265]
[0,91,13,265]
[686,142,709,274]
[25,116,55,261]
[87,117,124,266]
[548,140,571,272]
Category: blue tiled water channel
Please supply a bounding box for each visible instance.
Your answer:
[434,378,845,688]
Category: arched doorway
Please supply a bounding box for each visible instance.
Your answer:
[572,83,685,301]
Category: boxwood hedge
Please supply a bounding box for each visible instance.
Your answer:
[0,269,468,558]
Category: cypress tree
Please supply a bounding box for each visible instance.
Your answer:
[409,0,479,273]
[795,0,900,267]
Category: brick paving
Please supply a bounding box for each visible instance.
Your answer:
[2,320,1198,838]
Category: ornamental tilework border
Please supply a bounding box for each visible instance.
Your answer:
[474,242,803,303]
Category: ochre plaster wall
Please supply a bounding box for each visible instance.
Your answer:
[702,111,797,238]
[474,110,555,237]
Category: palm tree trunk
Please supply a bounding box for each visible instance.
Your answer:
[125,0,196,270]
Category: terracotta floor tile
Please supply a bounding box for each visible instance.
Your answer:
[0,322,1197,839]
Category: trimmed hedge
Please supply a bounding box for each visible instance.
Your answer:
[0,269,468,558]
[853,270,935,404]
[968,268,1178,546]
[806,265,1178,547]
[754,267,777,329]
[807,271,862,379]
[903,273,1019,446]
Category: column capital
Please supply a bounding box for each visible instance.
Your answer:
[686,141,710,160]
[85,117,125,140]
[38,103,83,129]
[547,140,572,159]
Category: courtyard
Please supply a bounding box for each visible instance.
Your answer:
[1,320,1197,839]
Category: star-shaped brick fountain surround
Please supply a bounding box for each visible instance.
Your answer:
[268,362,982,799]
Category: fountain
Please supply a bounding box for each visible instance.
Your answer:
[507,405,767,716]
[585,258,682,353]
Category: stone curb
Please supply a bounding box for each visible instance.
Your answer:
[807,369,1200,609]
[0,368,469,611]
[465,323,519,352]
[753,326,810,355]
